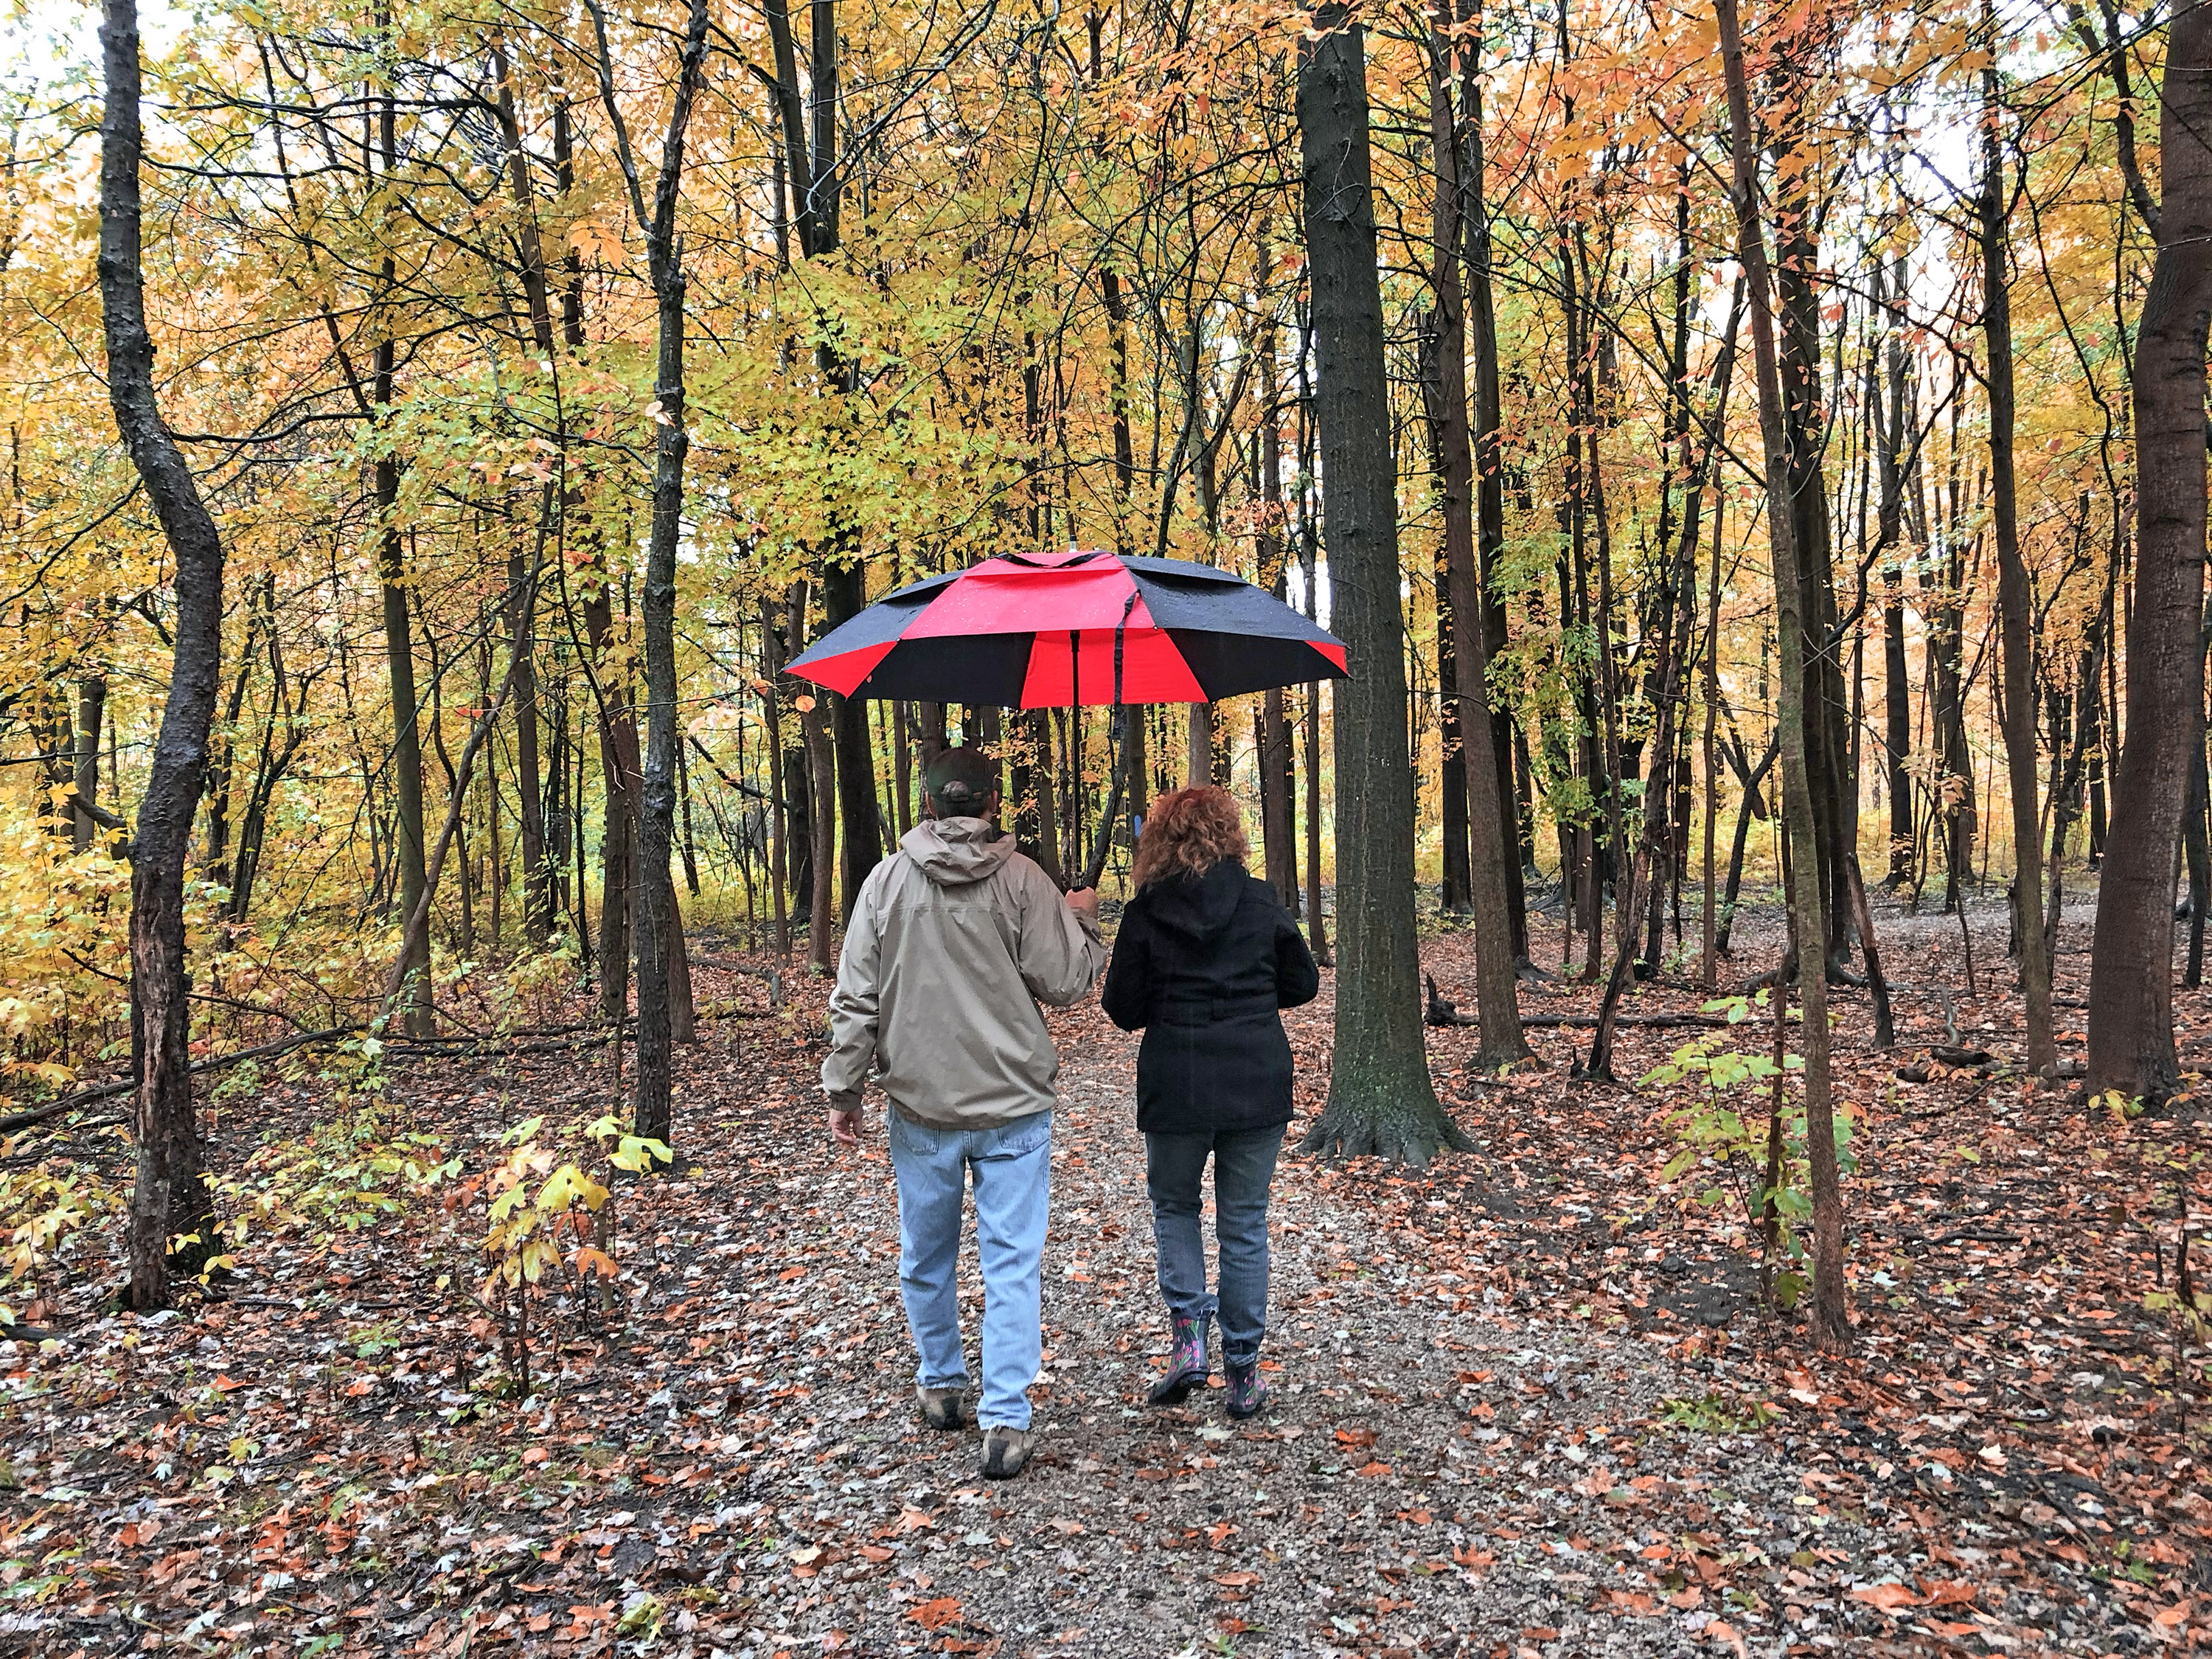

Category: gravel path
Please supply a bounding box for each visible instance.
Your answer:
[675,1004,2129,1659]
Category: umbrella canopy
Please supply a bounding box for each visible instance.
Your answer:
[784,549,1347,708]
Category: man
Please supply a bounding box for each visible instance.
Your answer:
[824,747,1103,1479]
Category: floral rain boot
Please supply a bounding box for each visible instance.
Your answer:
[1147,1312,1211,1406]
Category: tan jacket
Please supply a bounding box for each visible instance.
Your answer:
[824,816,1105,1129]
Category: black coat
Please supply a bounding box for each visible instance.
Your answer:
[1101,859,1321,1135]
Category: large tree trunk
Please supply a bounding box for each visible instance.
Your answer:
[100,0,224,1310]
[1716,0,1850,1352]
[2089,1,2212,1100]
[598,0,710,1151]
[1980,52,2054,1074]
[1295,7,1464,1164]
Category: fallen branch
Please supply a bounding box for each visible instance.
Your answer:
[0,1024,359,1135]
[1425,976,1732,1032]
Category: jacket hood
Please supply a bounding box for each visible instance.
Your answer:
[901,816,1012,886]
[1144,858,1248,944]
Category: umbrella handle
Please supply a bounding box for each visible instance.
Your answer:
[1076,594,1141,891]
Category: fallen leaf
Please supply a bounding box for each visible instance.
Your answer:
[1850,1582,1920,1612]
[908,1598,963,1631]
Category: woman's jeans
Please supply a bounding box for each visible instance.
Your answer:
[886,1107,1051,1430]
[1144,1124,1284,1367]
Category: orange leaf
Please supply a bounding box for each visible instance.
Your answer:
[908,1597,963,1630]
[1850,1582,1921,1612]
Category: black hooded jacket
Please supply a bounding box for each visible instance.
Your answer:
[1101,859,1321,1135]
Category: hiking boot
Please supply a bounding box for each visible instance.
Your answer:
[916,1384,968,1432]
[979,1425,1036,1480]
[1147,1312,1211,1407]
[1224,1360,1269,1421]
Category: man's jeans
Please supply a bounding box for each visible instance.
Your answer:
[1143,1124,1284,1367]
[886,1107,1051,1430]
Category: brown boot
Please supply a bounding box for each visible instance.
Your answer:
[979,1425,1036,1479]
[916,1385,968,1432]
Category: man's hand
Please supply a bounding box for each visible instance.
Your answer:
[828,1105,863,1147]
[1065,886,1100,922]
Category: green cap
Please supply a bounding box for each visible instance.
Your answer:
[925,748,996,815]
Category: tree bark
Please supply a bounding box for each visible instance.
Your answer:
[2087,0,2212,1103]
[1716,0,1851,1352]
[587,0,709,1150]
[100,0,225,1310]
[1296,7,1464,1164]
[1980,49,2054,1073]
[1460,49,1528,964]
[490,41,555,946]
[1422,9,1528,1069]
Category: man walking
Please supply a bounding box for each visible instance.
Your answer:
[825,748,1103,1479]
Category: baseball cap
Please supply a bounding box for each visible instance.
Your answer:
[925,748,996,815]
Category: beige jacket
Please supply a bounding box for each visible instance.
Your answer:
[824,816,1105,1129]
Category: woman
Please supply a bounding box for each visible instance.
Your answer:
[1102,785,1319,1418]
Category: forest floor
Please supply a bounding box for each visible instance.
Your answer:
[4,888,2210,1658]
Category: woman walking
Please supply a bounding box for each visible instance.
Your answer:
[1102,785,1320,1418]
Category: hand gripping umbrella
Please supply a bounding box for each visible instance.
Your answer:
[785,548,1348,883]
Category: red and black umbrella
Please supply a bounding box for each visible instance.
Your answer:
[784,549,1347,708]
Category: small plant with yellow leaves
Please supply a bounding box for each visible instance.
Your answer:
[476,1113,669,1399]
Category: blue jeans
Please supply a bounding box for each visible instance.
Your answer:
[886,1107,1052,1430]
[1144,1125,1284,1367]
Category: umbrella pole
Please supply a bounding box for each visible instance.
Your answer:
[1080,597,1140,891]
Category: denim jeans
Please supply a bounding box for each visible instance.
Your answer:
[886,1107,1052,1430]
[1144,1124,1284,1367]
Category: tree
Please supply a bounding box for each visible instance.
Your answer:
[1295,2,1466,1166]
[97,0,224,1310]
[2087,0,2212,1103]
[1715,0,1850,1352]
[1979,40,2054,1076]
[587,0,712,1151]
[1422,4,1530,1072]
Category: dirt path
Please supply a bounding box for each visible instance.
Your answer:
[597,1002,2133,1659]
[4,912,2190,1657]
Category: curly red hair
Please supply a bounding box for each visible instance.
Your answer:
[1131,785,1251,891]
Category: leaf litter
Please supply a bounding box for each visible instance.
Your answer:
[0,897,2205,1657]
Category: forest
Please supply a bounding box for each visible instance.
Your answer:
[1,0,2210,1649]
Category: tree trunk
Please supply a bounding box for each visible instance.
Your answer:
[100,0,226,1310]
[1421,311,1472,917]
[1296,8,1464,1164]
[1980,52,2054,1073]
[1716,0,1850,1352]
[1461,52,1528,964]
[490,44,553,947]
[605,0,709,1150]
[2087,1,2212,1103]
[1422,10,1528,1069]
[73,671,108,854]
